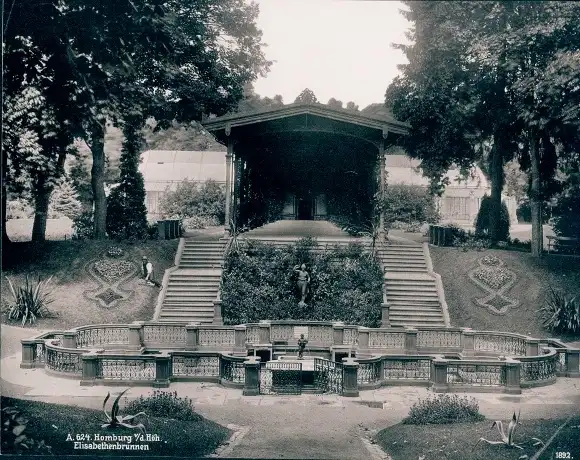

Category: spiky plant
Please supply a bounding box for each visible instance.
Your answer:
[5,275,54,326]
[102,389,147,433]
[477,411,543,450]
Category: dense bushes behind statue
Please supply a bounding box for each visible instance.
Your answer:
[221,238,383,327]
[474,195,510,241]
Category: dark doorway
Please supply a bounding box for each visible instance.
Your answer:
[297,198,314,220]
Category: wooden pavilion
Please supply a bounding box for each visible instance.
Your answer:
[202,102,410,235]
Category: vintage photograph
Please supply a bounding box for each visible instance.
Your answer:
[2,0,579,458]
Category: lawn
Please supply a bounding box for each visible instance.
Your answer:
[6,217,74,242]
[1,239,178,330]
[1,396,231,457]
[430,246,580,342]
[375,415,580,460]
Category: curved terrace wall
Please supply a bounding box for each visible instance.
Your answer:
[20,321,580,395]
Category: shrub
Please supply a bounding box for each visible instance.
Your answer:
[72,210,94,240]
[125,390,202,422]
[182,215,220,230]
[551,175,580,242]
[49,179,83,220]
[538,286,580,333]
[4,275,55,325]
[147,222,159,240]
[160,179,225,224]
[403,394,485,425]
[1,404,52,454]
[221,239,383,327]
[474,195,510,241]
[6,199,34,219]
[382,185,439,225]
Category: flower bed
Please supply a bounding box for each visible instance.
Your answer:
[94,260,136,283]
[472,266,513,290]
[106,246,124,258]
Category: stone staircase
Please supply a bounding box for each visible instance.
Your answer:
[157,239,227,323]
[376,242,446,328]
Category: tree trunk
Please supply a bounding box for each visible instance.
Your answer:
[31,179,51,242]
[529,129,543,258]
[1,168,11,248]
[90,121,107,239]
[488,134,505,244]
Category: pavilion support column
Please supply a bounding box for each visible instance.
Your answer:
[225,139,233,234]
[233,156,241,228]
[378,138,387,240]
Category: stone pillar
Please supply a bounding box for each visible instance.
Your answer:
[154,355,171,388]
[259,321,271,344]
[224,141,233,233]
[20,341,37,369]
[526,338,540,356]
[80,353,99,386]
[243,356,261,396]
[233,156,241,226]
[342,358,360,397]
[62,331,77,349]
[213,300,223,326]
[234,325,246,353]
[565,349,580,377]
[504,358,522,394]
[357,327,369,351]
[381,303,390,327]
[405,327,418,354]
[333,323,345,346]
[378,139,386,238]
[431,358,448,393]
[129,323,143,350]
[186,323,200,350]
[461,328,475,356]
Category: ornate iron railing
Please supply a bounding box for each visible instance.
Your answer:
[519,350,558,384]
[45,343,83,375]
[97,357,156,381]
[219,355,245,384]
[76,326,130,348]
[417,329,462,349]
[383,357,431,380]
[172,354,220,378]
[368,331,405,349]
[259,361,303,395]
[245,326,261,344]
[143,324,187,345]
[446,362,506,386]
[473,333,527,356]
[357,359,382,385]
[198,329,235,347]
[314,358,343,394]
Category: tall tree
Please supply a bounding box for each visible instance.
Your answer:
[295,88,318,104]
[345,101,359,112]
[106,113,148,241]
[5,0,271,239]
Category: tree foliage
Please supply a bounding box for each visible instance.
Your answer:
[4,0,271,239]
[386,2,580,255]
[106,115,149,241]
[160,180,226,224]
[49,178,83,220]
[474,195,510,242]
[327,98,343,109]
[294,88,318,104]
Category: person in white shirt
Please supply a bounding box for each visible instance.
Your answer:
[142,256,160,287]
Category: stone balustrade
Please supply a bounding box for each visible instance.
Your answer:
[19,321,580,394]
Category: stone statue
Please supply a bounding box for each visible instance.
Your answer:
[293,263,310,306]
[297,334,308,360]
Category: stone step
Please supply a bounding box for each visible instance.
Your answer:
[161,307,215,313]
[384,267,428,272]
[178,263,224,268]
[390,321,445,327]
[379,254,425,260]
[181,250,224,255]
[164,294,217,301]
[164,286,218,292]
[168,274,222,279]
[389,311,444,318]
[386,285,437,293]
[386,292,439,299]
[158,315,214,321]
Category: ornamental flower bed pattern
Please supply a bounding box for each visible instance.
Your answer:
[94,260,136,284]
[107,246,124,258]
[472,266,514,290]
[468,254,519,315]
